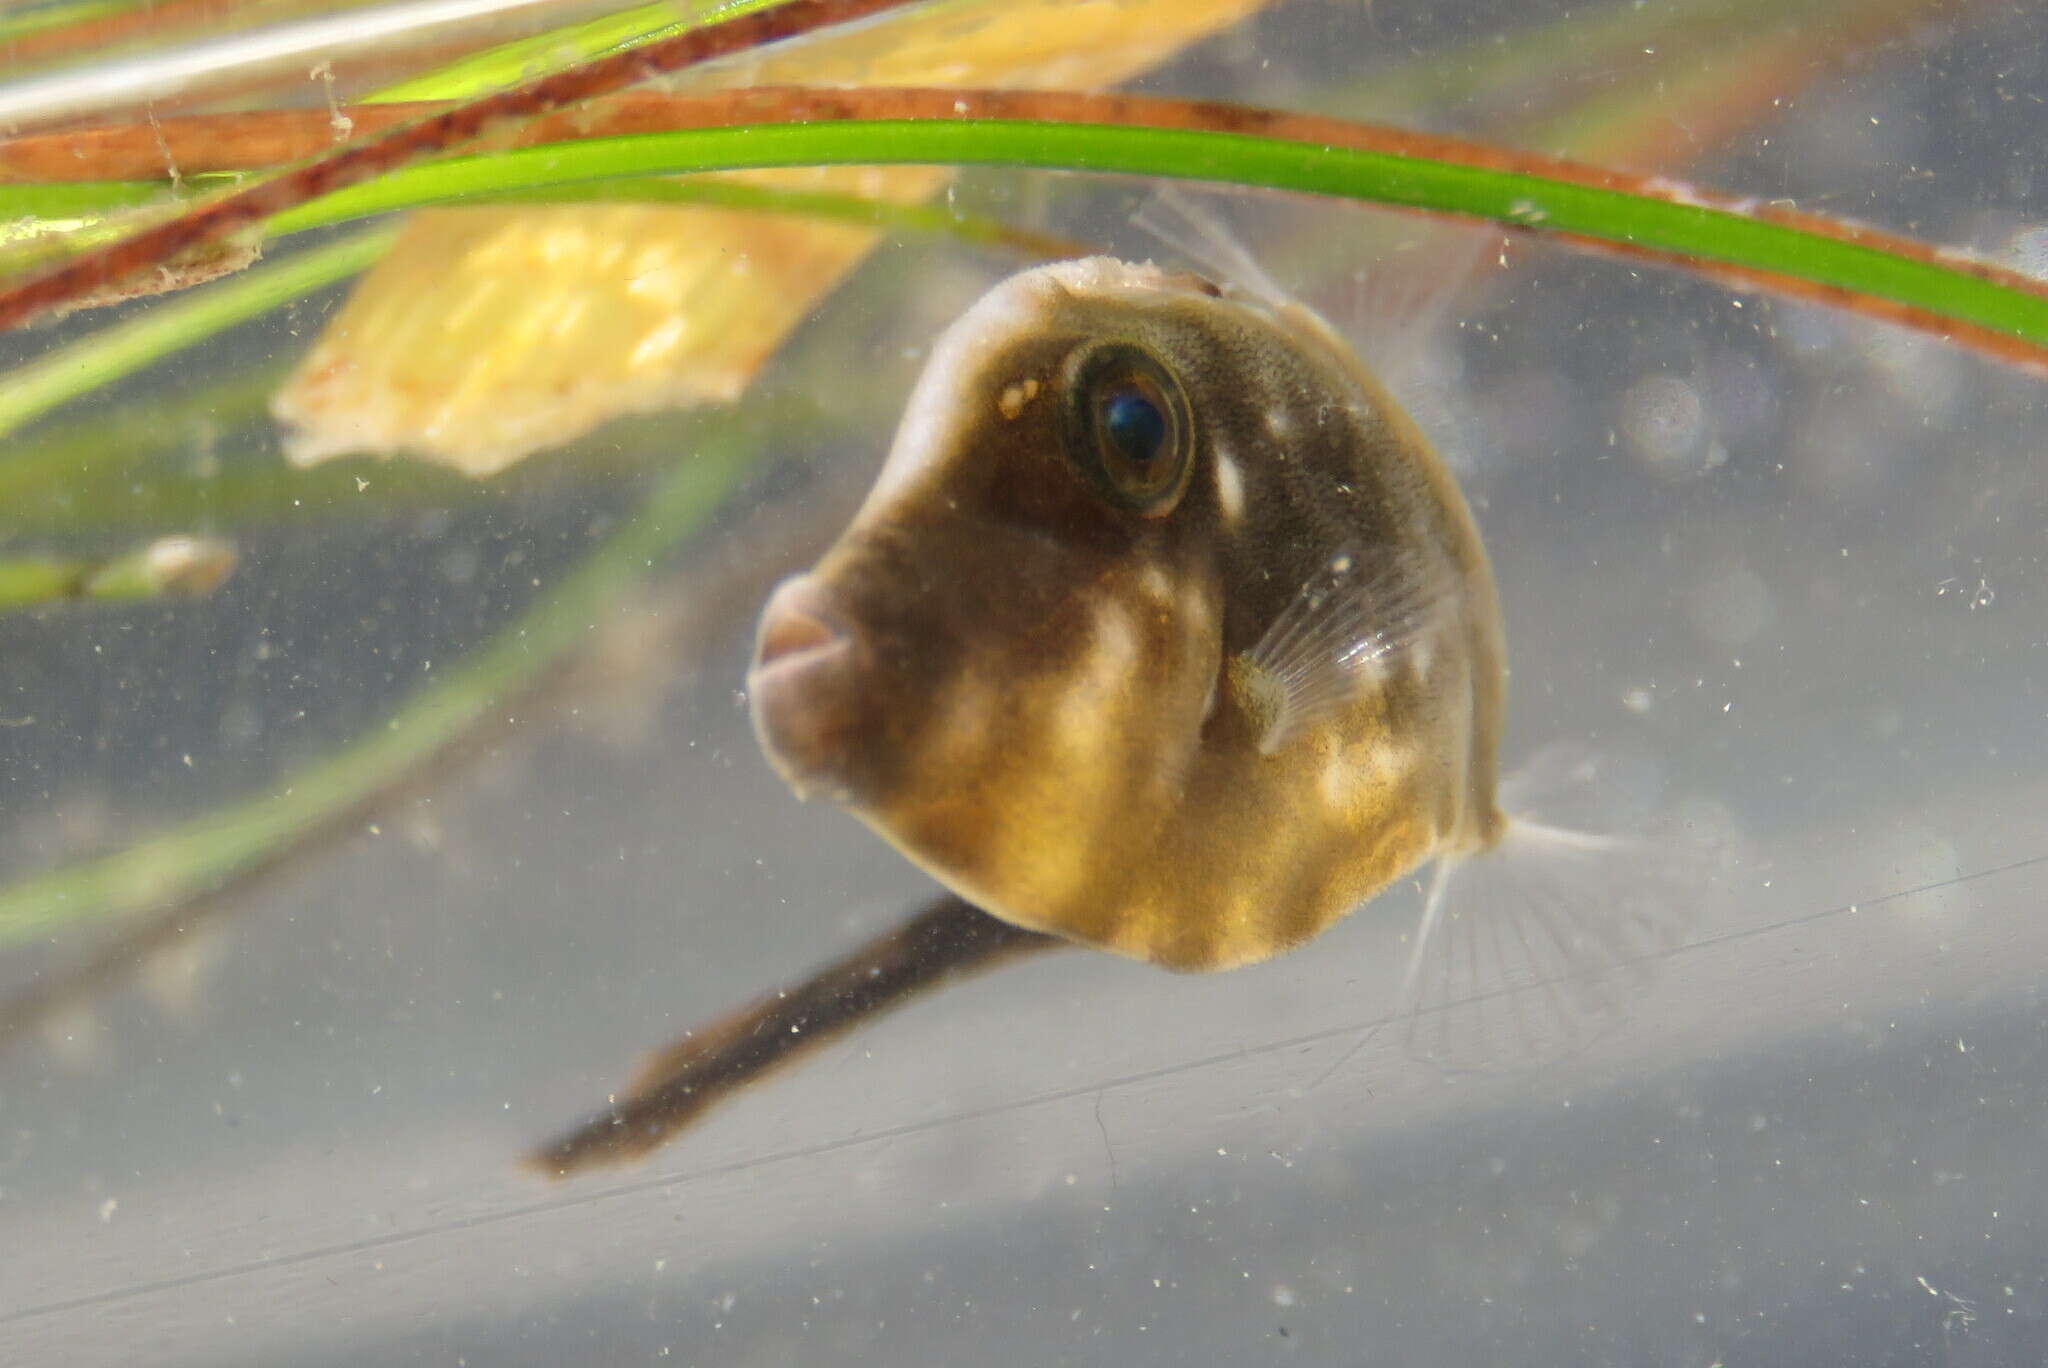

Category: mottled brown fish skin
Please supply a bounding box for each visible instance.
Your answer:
[749,258,1505,970]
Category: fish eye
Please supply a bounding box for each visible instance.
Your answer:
[1062,342,1194,516]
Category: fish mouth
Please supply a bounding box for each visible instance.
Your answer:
[747,575,871,800]
[753,582,853,679]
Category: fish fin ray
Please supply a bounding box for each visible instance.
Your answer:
[1396,747,1728,1074]
[1239,542,1445,754]
[1131,185,1289,305]
[1345,224,1500,357]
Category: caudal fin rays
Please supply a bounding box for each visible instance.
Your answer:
[1393,752,1727,1074]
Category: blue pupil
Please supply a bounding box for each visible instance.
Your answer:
[1100,386,1167,470]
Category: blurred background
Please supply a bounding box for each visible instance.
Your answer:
[1,0,2046,1362]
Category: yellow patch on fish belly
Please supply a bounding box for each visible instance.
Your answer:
[1052,599,1143,758]
[1050,687,1110,765]
[1090,597,1143,679]
[927,675,999,771]
[1317,737,1412,814]
[1179,581,1216,638]
[1317,744,1361,810]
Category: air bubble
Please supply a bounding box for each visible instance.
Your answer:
[1618,375,1715,479]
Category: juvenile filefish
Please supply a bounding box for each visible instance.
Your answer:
[754,255,1511,968]
[534,254,1692,1174]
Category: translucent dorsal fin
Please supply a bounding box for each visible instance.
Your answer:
[1131,184,1291,305]
[1341,223,1499,353]
[1133,184,1502,342]
[1132,185,1507,482]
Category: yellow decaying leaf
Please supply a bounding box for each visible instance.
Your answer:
[272,0,1271,476]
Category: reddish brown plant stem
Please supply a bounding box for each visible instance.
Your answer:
[0,0,928,331]
[8,85,2047,370]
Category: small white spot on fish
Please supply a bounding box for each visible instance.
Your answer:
[933,677,997,763]
[864,272,1058,508]
[1090,599,1142,680]
[1043,257,1179,295]
[1215,453,1247,526]
[1264,408,1295,439]
[996,376,1040,420]
[1318,747,1358,808]
[1139,563,1175,607]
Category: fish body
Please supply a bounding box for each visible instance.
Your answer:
[537,250,1707,1172]
[749,256,1512,971]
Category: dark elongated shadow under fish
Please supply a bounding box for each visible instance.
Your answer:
[533,251,1705,1177]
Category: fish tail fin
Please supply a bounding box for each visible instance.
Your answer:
[1396,745,1728,1073]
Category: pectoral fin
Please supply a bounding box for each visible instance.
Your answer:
[1236,544,1444,754]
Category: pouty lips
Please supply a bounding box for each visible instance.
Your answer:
[747,574,869,799]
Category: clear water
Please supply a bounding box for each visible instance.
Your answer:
[3,1,2046,1363]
